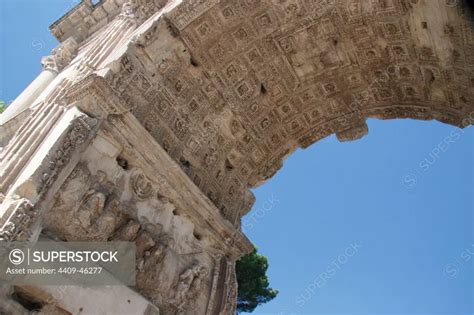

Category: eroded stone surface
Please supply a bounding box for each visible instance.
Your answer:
[105,0,474,222]
[0,0,473,314]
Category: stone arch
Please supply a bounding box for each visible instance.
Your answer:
[0,1,473,314]
[103,0,473,226]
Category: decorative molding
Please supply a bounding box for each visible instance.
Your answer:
[38,115,98,195]
[0,199,37,241]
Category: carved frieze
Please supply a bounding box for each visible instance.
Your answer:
[0,199,37,241]
[38,115,97,195]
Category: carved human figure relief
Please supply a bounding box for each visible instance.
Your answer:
[174,262,209,314]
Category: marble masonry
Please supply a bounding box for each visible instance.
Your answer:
[0,0,473,314]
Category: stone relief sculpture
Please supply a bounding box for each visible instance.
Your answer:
[39,152,218,314]
[0,198,36,241]
[174,262,209,314]
[1,0,473,313]
[76,190,106,229]
[39,116,97,195]
[130,168,156,200]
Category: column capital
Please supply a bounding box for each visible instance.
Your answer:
[118,0,166,24]
[41,37,78,73]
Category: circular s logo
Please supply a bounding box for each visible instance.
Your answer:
[444,263,459,279]
[9,249,25,265]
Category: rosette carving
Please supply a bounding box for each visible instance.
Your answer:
[130,168,155,200]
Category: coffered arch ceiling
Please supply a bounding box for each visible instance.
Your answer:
[106,0,474,226]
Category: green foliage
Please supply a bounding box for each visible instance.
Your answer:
[0,101,6,113]
[236,249,278,313]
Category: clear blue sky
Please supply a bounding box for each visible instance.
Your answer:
[1,1,473,314]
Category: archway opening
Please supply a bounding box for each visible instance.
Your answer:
[242,118,473,314]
